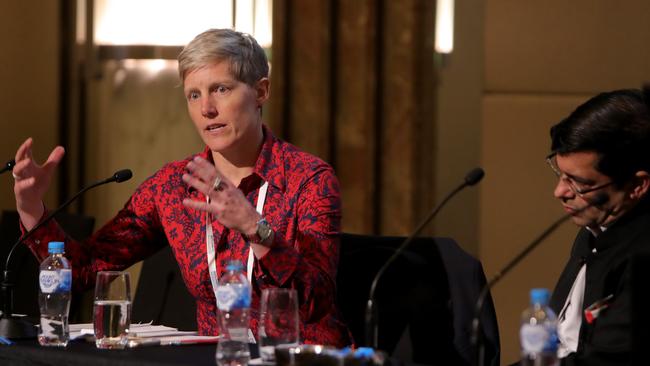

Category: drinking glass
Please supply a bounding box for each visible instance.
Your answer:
[258,288,300,362]
[93,271,131,349]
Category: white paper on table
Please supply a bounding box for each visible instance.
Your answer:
[249,358,267,365]
[127,335,221,347]
[69,322,197,341]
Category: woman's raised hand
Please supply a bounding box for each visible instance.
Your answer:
[182,156,260,236]
[13,138,65,229]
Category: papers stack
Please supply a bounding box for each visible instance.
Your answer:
[69,322,203,342]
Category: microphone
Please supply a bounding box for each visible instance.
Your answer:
[365,167,485,348]
[108,169,133,183]
[0,169,133,339]
[1,159,15,175]
[470,193,609,366]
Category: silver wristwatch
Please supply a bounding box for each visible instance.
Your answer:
[247,217,272,244]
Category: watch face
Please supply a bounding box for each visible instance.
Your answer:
[258,219,272,241]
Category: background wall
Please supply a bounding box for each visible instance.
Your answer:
[433,0,485,256]
[0,2,60,212]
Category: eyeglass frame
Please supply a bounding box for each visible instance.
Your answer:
[545,153,615,196]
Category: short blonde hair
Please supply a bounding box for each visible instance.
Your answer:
[178,28,269,85]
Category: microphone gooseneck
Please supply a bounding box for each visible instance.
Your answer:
[3,169,133,272]
[471,193,609,366]
[0,168,132,339]
[1,159,16,175]
[365,167,485,348]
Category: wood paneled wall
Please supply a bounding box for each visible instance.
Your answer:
[0,2,60,212]
[269,0,437,235]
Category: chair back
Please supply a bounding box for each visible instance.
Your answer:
[132,245,197,330]
[337,233,463,364]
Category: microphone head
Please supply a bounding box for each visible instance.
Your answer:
[1,159,15,174]
[464,168,485,186]
[113,169,133,183]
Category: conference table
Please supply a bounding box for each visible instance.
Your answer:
[0,339,254,366]
[0,340,414,366]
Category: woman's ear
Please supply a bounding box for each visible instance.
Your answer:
[255,78,270,107]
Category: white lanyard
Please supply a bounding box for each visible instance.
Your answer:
[206,181,268,299]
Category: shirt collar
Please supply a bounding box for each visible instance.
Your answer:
[586,225,607,237]
[253,124,286,192]
[198,124,286,193]
[589,202,650,252]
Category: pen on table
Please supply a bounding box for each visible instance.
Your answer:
[0,336,15,345]
[127,337,220,348]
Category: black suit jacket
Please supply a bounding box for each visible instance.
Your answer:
[437,237,500,366]
[549,203,650,366]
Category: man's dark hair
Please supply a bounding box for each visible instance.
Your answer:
[550,85,650,185]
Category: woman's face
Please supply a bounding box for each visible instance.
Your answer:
[183,61,269,156]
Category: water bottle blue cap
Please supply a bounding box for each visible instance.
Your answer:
[47,241,65,253]
[530,288,550,305]
[226,260,244,271]
[354,347,376,358]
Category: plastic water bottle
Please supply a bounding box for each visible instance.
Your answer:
[520,288,559,366]
[215,260,251,366]
[37,241,72,347]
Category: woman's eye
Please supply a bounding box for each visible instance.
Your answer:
[188,91,200,100]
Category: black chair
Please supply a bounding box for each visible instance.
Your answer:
[337,233,500,366]
[131,245,197,330]
[0,210,95,318]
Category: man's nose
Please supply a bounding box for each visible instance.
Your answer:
[553,177,575,200]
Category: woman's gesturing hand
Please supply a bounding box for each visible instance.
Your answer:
[13,138,65,229]
[182,156,261,237]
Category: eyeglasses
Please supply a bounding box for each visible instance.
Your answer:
[546,153,614,196]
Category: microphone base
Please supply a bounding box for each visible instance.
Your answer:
[0,314,37,339]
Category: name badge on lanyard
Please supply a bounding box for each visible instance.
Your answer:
[205,181,268,298]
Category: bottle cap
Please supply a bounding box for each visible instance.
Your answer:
[530,288,550,306]
[226,260,244,272]
[47,241,65,254]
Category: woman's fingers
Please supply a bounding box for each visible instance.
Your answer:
[42,146,65,174]
[12,158,31,179]
[182,173,211,195]
[192,156,217,172]
[14,176,36,189]
[182,156,261,233]
[15,137,33,162]
[182,197,217,214]
[184,157,233,193]
[185,158,214,180]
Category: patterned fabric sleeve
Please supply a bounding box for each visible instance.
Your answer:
[255,165,347,345]
[22,170,168,292]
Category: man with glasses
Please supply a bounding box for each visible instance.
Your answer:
[545,86,650,365]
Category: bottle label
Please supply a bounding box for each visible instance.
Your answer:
[228,327,248,342]
[216,284,251,311]
[520,324,549,353]
[544,328,559,353]
[39,269,72,294]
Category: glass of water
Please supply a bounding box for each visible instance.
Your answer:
[93,271,131,349]
[258,288,300,362]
